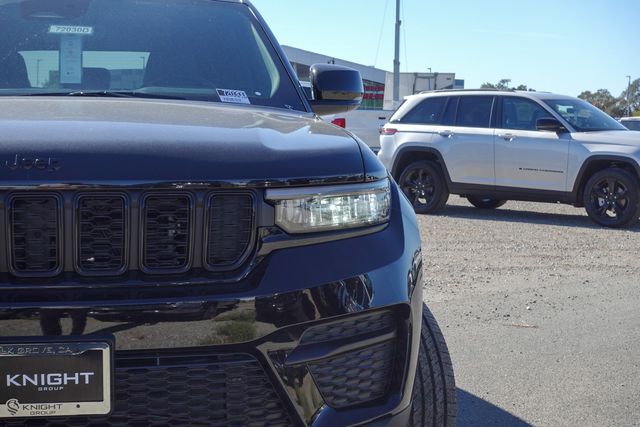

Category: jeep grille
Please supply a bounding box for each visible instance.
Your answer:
[4,191,256,278]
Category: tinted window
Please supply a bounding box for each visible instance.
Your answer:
[400,97,447,124]
[621,120,640,131]
[0,0,305,110]
[501,97,552,131]
[456,96,494,128]
[442,97,458,126]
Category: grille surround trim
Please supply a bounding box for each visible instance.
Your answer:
[73,192,130,277]
[139,192,195,275]
[5,193,64,278]
[203,191,257,273]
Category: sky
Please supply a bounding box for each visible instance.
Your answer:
[251,0,640,97]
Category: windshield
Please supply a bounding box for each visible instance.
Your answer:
[542,98,627,132]
[0,0,305,110]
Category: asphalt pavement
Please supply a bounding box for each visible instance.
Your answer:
[419,196,640,426]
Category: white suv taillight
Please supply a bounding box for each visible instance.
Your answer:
[331,118,346,128]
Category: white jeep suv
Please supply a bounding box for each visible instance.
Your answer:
[378,90,640,228]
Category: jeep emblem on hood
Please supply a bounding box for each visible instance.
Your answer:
[4,155,60,172]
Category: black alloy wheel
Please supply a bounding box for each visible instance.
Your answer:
[584,168,640,228]
[466,196,507,209]
[399,161,449,214]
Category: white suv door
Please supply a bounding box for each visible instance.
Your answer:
[433,95,496,186]
[494,96,570,191]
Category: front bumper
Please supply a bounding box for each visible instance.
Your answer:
[0,185,424,426]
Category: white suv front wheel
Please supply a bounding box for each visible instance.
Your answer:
[583,168,640,228]
[399,161,449,214]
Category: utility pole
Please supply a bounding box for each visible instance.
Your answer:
[626,75,632,116]
[393,0,401,104]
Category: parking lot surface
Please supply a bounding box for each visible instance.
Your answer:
[420,197,640,426]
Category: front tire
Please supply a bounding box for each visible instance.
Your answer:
[466,196,507,209]
[399,161,449,214]
[410,303,456,427]
[583,168,640,228]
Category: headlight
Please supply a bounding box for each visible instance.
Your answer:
[266,179,391,234]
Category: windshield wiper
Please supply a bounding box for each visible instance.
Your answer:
[24,90,187,100]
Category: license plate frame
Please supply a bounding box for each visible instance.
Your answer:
[0,339,113,419]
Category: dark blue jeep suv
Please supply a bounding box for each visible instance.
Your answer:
[0,0,455,425]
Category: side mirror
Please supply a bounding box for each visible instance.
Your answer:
[309,64,363,115]
[536,117,568,133]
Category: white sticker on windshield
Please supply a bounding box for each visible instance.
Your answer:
[216,89,251,105]
[59,34,83,84]
[49,25,94,35]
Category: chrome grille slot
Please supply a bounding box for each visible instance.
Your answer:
[77,195,127,274]
[207,193,254,269]
[9,195,61,276]
[142,194,192,272]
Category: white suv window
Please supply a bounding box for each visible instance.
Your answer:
[501,97,550,131]
[399,97,447,124]
[456,96,494,128]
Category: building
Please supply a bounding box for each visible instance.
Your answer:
[282,45,463,111]
[382,72,458,110]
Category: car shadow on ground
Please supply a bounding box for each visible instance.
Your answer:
[457,388,532,426]
[437,204,640,231]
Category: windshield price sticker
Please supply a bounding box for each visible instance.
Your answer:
[59,35,83,84]
[216,89,251,105]
[49,25,94,35]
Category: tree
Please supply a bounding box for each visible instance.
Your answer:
[481,79,511,90]
[618,78,640,116]
[578,89,625,117]
[480,79,534,91]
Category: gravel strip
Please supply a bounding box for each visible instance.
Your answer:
[420,196,640,426]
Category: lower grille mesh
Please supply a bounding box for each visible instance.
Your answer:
[1,354,293,427]
[9,196,60,274]
[301,311,395,345]
[309,340,395,409]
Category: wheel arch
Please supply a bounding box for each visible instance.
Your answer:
[391,146,452,189]
[573,155,640,206]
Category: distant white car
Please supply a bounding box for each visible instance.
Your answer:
[378,89,640,228]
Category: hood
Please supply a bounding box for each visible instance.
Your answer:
[0,97,365,187]
[571,130,640,147]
